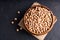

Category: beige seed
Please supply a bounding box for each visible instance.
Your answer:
[25,16,27,19]
[41,30,43,33]
[34,30,36,33]
[38,11,40,13]
[37,31,38,34]
[40,24,42,27]
[38,7,41,10]
[27,19,29,21]
[20,27,22,30]
[16,29,19,32]
[35,7,37,10]
[45,28,48,30]
[30,29,32,31]
[17,11,20,14]
[39,31,41,33]
[42,21,43,22]
[43,28,46,32]
[11,21,14,24]
[37,27,39,30]
[14,18,17,20]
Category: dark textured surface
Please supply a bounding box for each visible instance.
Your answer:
[0,0,60,40]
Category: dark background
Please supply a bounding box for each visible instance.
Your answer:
[0,0,60,40]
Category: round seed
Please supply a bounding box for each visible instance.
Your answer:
[17,11,20,14]
[11,21,14,24]
[20,27,22,30]
[16,29,19,32]
[45,27,48,30]
[41,30,43,33]
[14,18,17,20]
[30,29,32,31]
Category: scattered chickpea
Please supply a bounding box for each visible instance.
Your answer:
[11,21,14,24]
[20,27,22,30]
[16,29,19,32]
[14,18,17,20]
[17,11,20,14]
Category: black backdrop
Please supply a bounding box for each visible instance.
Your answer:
[0,0,60,40]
